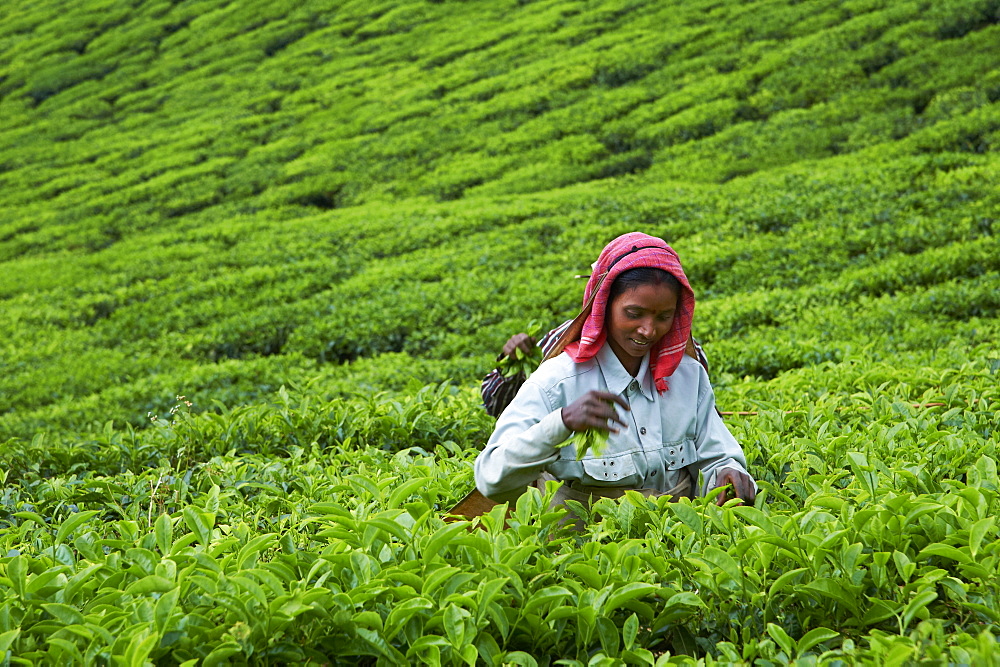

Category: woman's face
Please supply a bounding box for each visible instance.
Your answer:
[606,281,679,375]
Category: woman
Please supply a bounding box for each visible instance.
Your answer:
[474,232,755,514]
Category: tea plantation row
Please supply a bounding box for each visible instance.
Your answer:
[2,0,1000,662]
[1,356,998,663]
[2,152,998,442]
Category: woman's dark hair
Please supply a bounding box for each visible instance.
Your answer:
[607,267,681,304]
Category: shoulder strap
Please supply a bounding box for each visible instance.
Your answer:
[542,271,607,362]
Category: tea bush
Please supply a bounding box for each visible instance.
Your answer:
[1,367,998,663]
[2,0,1000,662]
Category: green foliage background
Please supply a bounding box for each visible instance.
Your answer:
[1,0,999,663]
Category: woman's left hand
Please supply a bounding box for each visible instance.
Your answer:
[714,469,756,506]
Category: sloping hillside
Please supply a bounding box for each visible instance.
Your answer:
[1,0,999,663]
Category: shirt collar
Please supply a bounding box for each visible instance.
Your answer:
[596,343,653,400]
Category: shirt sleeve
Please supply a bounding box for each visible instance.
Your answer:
[686,370,756,495]
[474,380,570,503]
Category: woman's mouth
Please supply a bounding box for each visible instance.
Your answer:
[629,338,650,347]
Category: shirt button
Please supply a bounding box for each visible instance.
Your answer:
[640,427,647,435]
[628,380,639,393]
[651,470,657,477]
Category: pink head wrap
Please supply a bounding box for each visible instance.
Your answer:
[563,232,694,393]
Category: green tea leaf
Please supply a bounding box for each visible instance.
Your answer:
[566,563,602,590]
[0,629,19,655]
[124,627,160,667]
[802,578,861,616]
[444,604,467,648]
[524,586,573,615]
[155,514,173,556]
[126,548,158,576]
[919,544,972,565]
[668,503,702,533]
[235,533,278,571]
[367,515,411,542]
[388,477,431,508]
[48,638,85,663]
[358,627,408,665]
[661,591,705,613]
[502,651,538,667]
[354,611,384,631]
[126,575,175,595]
[961,601,1000,623]
[55,510,100,546]
[154,588,180,633]
[7,556,27,597]
[623,613,639,651]
[477,577,509,611]
[796,627,840,655]
[460,643,478,667]
[13,511,46,527]
[902,588,938,630]
[423,522,468,563]
[202,640,243,667]
[385,597,434,640]
[596,616,620,655]
[476,630,502,665]
[969,517,995,559]
[182,507,215,546]
[621,648,656,666]
[41,603,85,626]
[768,567,808,597]
[861,598,899,625]
[603,582,658,614]
[26,570,63,595]
[701,546,742,584]
[767,623,794,656]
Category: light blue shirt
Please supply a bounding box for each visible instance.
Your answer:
[475,342,753,503]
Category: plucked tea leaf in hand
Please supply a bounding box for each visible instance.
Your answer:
[572,428,610,460]
[497,321,544,378]
[558,395,618,459]
[554,426,611,460]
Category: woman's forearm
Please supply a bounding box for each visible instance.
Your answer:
[475,392,569,501]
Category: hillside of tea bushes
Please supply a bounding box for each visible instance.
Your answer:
[1,0,999,663]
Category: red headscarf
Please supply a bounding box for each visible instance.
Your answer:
[563,232,695,393]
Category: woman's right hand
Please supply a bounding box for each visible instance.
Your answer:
[561,391,630,433]
[502,333,535,358]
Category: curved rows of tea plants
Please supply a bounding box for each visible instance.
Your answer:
[1,0,999,663]
[1,153,997,441]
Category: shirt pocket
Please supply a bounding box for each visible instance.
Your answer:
[581,452,638,484]
[662,439,696,470]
